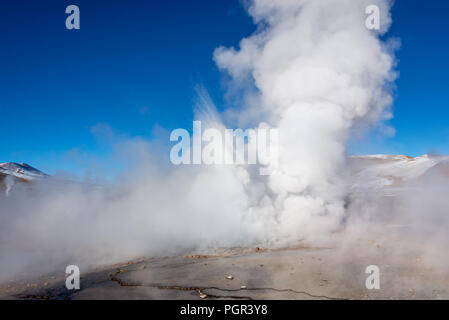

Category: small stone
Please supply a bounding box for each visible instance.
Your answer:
[240,285,247,289]
[226,275,234,280]
[199,293,208,299]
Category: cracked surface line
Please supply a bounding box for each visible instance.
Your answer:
[109,268,345,300]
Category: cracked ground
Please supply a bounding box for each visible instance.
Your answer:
[1,231,448,300]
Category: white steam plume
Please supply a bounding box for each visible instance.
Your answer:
[214,0,397,243]
[4,175,15,196]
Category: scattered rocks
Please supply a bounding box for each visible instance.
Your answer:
[182,254,221,259]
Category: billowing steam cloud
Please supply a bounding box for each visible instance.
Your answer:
[0,0,398,282]
[214,0,397,242]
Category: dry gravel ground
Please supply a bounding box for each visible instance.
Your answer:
[1,229,448,300]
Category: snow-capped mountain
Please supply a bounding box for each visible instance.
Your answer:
[349,154,449,191]
[0,162,47,195]
[1,155,448,196]
[0,162,47,181]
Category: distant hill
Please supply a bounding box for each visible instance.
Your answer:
[0,162,47,195]
[349,154,449,191]
[1,155,449,196]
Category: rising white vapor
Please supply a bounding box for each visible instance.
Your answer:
[214,0,398,243]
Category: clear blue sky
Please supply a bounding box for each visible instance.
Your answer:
[0,0,448,175]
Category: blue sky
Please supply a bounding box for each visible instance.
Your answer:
[353,0,449,156]
[0,0,448,175]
